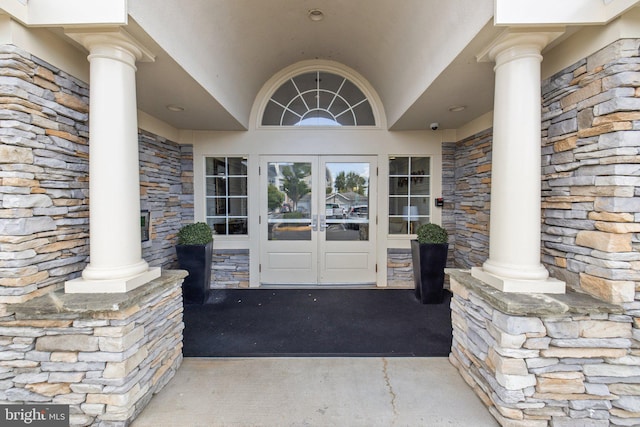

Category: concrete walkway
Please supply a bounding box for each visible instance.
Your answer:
[132,357,498,427]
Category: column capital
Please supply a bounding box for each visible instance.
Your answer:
[477,27,565,64]
[65,27,155,66]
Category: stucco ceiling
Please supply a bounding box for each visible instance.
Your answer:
[126,0,500,131]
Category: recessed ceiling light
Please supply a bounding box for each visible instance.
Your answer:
[166,105,184,112]
[448,105,466,112]
[308,9,324,21]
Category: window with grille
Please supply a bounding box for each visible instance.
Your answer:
[262,71,375,126]
[388,157,431,235]
[205,157,248,235]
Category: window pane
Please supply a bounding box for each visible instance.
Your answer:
[206,177,226,197]
[205,157,227,176]
[410,196,430,216]
[228,218,247,235]
[389,177,408,196]
[389,157,408,175]
[206,198,226,216]
[411,157,430,176]
[228,198,248,216]
[228,158,247,175]
[227,177,247,196]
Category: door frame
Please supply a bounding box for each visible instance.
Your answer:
[259,155,377,286]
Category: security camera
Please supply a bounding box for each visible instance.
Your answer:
[430,122,439,130]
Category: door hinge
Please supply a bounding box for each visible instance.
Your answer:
[258,166,261,175]
[375,263,378,273]
[376,167,379,176]
[259,215,261,225]
[259,264,262,273]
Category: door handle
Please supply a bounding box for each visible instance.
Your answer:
[311,214,318,231]
[319,215,327,232]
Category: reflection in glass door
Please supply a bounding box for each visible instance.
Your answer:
[260,156,376,285]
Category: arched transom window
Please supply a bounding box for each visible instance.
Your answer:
[262,71,375,126]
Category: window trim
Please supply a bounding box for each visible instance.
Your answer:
[387,156,432,236]
[204,156,249,236]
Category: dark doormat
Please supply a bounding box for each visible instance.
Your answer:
[182,288,452,357]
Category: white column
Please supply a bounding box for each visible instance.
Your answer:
[65,30,160,293]
[472,30,565,294]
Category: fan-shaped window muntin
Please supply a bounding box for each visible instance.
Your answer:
[262,71,375,126]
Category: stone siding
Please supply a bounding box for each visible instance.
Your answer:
[540,38,640,303]
[450,269,637,427]
[0,44,90,306]
[211,249,249,288]
[452,130,492,269]
[0,44,191,310]
[139,131,191,269]
[0,271,185,426]
[387,249,413,287]
[442,140,457,267]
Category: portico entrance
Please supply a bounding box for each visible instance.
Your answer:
[259,155,377,285]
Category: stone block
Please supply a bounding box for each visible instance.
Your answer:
[36,335,98,352]
[541,347,626,358]
[575,230,632,252]
[496,372,537,390]
[0,217,56,236]
[524,337,551,350]
[488,348,529,375]
[561,80,602,109]
[492,311,546,335]
[551,338,631,348]
[536,372,585,394]
[580,273,635,304]
[614,396,640,413]
[489,407,547,427]
[86,383,140,406]
[25,381,71,396]
[595,221,640,234]
[551,419,608,427]
[544,320,580,338]
[2,194,52,208]
[595,196,640,214]
[583,364,640,377]
[103,346,148,379]
[0,145,33,164]
[98,326,144,352]
[609,383,640,395]
[580,320,632,338]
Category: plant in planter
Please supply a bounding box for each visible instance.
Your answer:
[175,222,214,304]
[411,223,449,304]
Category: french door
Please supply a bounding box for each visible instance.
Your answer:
[260,156,377,285]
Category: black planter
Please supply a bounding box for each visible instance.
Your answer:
[411,240,449,304]
[176,241,213,304]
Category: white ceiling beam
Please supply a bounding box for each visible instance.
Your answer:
[495,0,640,26]
[0,0,126,27]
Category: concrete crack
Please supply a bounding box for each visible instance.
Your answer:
[382,357,399,425]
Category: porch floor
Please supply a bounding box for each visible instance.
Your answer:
[132,357,497,426]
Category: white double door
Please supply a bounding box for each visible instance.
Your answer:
[260,156,377,285]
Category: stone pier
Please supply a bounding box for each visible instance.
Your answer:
[0,270,186,426]
[448,269,639,426]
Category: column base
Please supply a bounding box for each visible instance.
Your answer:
[471,266,565,294]
[65,267,161,293]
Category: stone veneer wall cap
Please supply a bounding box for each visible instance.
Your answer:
[12,270,188,319]
[447,269,623,316]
